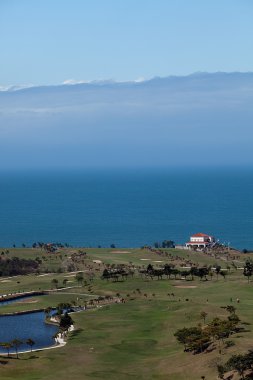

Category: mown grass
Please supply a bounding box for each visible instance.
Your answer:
[0,247,251,379]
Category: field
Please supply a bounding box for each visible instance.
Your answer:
[0,247,252,379]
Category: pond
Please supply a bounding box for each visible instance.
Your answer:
[0,296,58,354]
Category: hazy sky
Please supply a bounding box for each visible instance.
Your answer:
[0,1,253,170]
[1,0,253,86]
[1,73,253,169]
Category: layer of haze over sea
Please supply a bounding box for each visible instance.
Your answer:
[0,168,252,250]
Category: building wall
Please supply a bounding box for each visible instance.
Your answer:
[190,237,205,242]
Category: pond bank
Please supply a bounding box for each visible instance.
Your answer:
[0,291,46,303]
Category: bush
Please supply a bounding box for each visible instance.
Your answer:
[225,340,235,348]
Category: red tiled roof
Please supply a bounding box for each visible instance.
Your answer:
[191,233,212,238]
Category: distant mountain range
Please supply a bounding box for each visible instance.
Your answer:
[1,72,253,169]
[2,71,253,92]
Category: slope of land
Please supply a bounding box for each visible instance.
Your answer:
[0,247,252,379]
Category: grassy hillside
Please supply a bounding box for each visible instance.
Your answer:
[0,247,252,379]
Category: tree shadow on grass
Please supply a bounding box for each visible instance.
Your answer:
[88,370,140,379]
[0,359,8,365]
[68,328,84,339]
[22,355,39,360]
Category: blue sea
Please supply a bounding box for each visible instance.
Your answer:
[0,168,253,250]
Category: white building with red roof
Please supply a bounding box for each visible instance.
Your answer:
[186,233,215,249]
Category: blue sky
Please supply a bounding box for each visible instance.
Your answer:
[1,0,253,86]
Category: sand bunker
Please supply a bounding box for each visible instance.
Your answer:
[16,299,39,304]
[0,280,12,283]
[140,258,149,261]
[153,260,164,263]
[174,285,197,289]
[64,274,76,278]
[38,273,52,277]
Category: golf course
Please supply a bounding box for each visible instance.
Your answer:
[0,246,252,380]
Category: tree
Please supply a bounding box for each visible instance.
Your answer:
[220,271,227,280]
[44,306,52,317]
[171,268,180,280]
[226,354,249,379]
[164,264,173,279]
[217,364,225,379]
[162,240,175,248]
[75,272,84,285]
[56,302,69,315]
[198,267,209,281]
[207,317,238,354]
[227,313,240,326]
[51,278,58,289]
[0,342,12,357]
[59,312,74,331]
[226,305,236,315]
[147,264,154,273]
[26,338,35,352]
[174,327,210,353]
[214,265,221,280]
[190,266,199,280]
[11,339,23,359]
[181,270,190,280]
[243,259,253,283]
[200,311,208,324]
[102,268,110,281]
[174,327,193,351]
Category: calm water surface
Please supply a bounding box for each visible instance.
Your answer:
[0,168,253,249]
[0,309,57,353]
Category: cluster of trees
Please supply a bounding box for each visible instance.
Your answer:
[190,265,227,280]
[218,350,253,379]
[31,242,69,249]
[102,267,133,282]
[175,306,240,354]
[51,272,92,289]
[0,257,39,276]
[153,240,175,249]
[45,303,75,318]
[139,264,227,281]
[0,338,35,358]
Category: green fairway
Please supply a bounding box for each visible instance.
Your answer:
[0,247,252,379]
